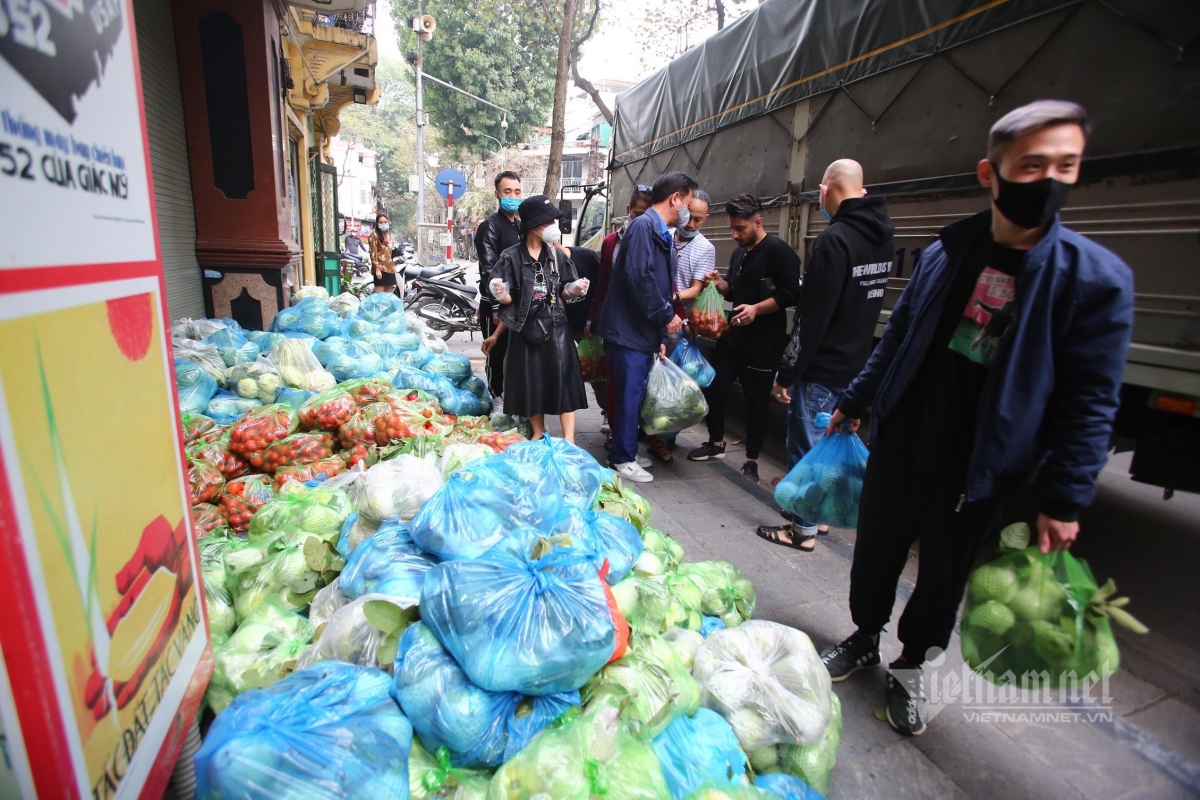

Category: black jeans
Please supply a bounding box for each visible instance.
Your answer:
[480,309,509,398]
[703,341,778,459]
[849,438,1017,665]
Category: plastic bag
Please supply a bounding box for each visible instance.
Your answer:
[207,596,316,712]
[674,561,756,629]
[329,291,362,317]
[421,527,615,695]
[337,409,377,449]
[218,474,277,533]
[247,482,352,546]
[176,358,219,414]
[204,327,261,367]
[583,631,701,739]
[344,317,381,339]
[293,285,331,302]
[409,741,491,800]
[275,386,315,411]
[225,357,285,404]
[693,621,832,752]
[643,527,686,572]
[356,292,404,323]
[411,457,559,561]
[488,704,672,800]
[245,330,285,354]
[773,421,867,529]
[662,628,704,671]
[394,365,446,398]
[298,388,358,432]
[271,298,341,339]
[438,443,493,480]
[577,337,608,382]
[175,338,230,384]
[960,523,1139,686]
[653,708,748,800]
[702,616,727,638]
[593,477,653,532]
[199,532,238,646]
[690,281,729,340]
[670,337,716,388]
[398,344,436,370]
[206,391,263,425]
[196,662,413,799]
[274,457,347,490]
[354,454,444,522]
[192,502,226,535]
[342,377,396,407]
[189,461,225,504]
[611,575,672,634]
[393,622,580,768]
[269,338,338,392]
[228,403,300,466]
[503,433,608,510]
[341,521,438,602]
[753,773,826,800]
[422,353,472,384]
[189,436,250,480]
[441,388,482,416]
[172,317,226,340]
[551,508,644,585]
[261,432,338,473]
[327,341,385,382]
[751,692,840,797]
[641,358,709,436]
[297,594,415,670]
[684,784,778,800]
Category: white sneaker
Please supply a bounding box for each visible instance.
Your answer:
[600,418,611,434]
[611,461,654,483]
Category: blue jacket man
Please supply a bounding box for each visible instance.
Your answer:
[597,171,696,482]
[818,101,1134,737]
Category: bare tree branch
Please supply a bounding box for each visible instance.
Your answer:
[571,51,613,124]
[572,0,600,48]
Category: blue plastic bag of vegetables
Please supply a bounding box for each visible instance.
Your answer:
[423,353,472,385]
[356,292,404,322]
[439,388,481,416]
[397,345,435,369]
[754,774,826,800]
[326,340,385,382]
[410,456,559,561]
[340,520,438,603]
[503,433,609,510]
[652,708,748,800]
[420,526,615,695]
[275,386,315,411]
[176,358,219,414]
[773,414,868,529]
[393,365,444,398]
[669,337,716,388]
[551,507,643,585]
[206,390,262,424]
[194,662,413,800]
[271,297,340,339]
[204,327,261,367]
[391,622,579,768]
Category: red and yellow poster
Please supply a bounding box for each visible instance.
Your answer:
[0,1,209,798]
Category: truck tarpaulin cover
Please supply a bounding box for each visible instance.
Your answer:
[610,0,1077,167]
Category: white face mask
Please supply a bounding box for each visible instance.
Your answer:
[675,198,691,229]
[540,224,562,244]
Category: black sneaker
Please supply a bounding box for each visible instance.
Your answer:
[886,660,928,736]
[687,441,726,461]
[820,631,881,682]
[742,460,759,483]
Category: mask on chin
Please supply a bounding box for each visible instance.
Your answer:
[990,164,1071,229]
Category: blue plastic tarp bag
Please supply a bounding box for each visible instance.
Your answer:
[204,327,261,367]
[701,616,726,637]
[276,386,315,411]
[246,330,285,353]
[669,337,716,389]
[503,433,609,510]
[344,317,381,339]
[277,331,319,350]
[377,314,409,335]
[397,345,434,369]
[391,622,579,768]
[313,336,348,366]
[773,413,868,529]
[194,661,413,800]
[328,341,385,382]
[271,298,341,339]
[357,292,404,322]
[410,456,559,561]
[423,353,472,385]
[176,358,219,414]
[420,526,615,695]
[459,376,488,398]
[212,316,244,332]
[340,520,438,603]
[551,507,643,585]
[440,388,480,416]
[206,390,262,424]
[754,773,826,800]
[393,365,444,398]
[652,708,748,800]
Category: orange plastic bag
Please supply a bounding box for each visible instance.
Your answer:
[600,560,630,664]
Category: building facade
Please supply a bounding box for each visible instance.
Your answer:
[330,136,380,234]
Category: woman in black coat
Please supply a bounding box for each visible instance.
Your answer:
[484,196,590,441]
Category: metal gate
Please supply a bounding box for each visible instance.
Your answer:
[312,158,341,295]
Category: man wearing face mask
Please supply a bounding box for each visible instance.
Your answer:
[596,171,696,483]
[819,100,1134,737]
[476,171,524,399]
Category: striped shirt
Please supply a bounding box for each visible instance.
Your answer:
[673,231,716,302]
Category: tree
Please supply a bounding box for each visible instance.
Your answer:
[570,0,611,125]
[390,0,557,157]
[633,0,750,70]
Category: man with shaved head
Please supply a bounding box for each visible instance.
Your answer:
[757,159,894,550]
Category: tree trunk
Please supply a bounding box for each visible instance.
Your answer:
[543,0,577,198]
[714,0,726,29]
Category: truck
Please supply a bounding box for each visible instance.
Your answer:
[605,0,1200,495]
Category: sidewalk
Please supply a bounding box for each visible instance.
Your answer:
[448,335,1200,799]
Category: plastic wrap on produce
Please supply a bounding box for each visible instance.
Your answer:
[502,433,609,510]
[652,708,748,800]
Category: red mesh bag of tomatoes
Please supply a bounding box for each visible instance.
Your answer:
[337,409,377,450]
[273,456,346,491]
[377,388,439,411]
[261,431,338,473]
[190,502,226,536]
[218,474,277,533]
[477,429,527,453]
[188,461,225,504]
[577,337,608,382]
[181,412,222,445]
[341,377,395,407]
[227,403,299,468]
[187,436,250,480]
[689,280,729,340]
[366,402,415,444]
[298,388,358,431]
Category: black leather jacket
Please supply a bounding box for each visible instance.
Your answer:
[492,243,580,333]
[474,210,521,312]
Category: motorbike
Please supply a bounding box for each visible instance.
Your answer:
[398,259,469,306]
[407,275,481,340]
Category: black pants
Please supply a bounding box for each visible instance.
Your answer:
[703,342,778,459]
[480,309,509,398]
[849,439,1017,664]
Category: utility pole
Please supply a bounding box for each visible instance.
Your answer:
[415,0,426,226]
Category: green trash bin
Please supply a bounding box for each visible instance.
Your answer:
[322,257,341,297]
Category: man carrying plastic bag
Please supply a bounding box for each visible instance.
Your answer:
[640,357,709,438]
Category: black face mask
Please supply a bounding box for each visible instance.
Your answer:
[990,165,1071,229]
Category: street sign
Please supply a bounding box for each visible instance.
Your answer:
[434,168,468,203]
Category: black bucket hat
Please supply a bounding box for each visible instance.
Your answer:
[518,195,563,236]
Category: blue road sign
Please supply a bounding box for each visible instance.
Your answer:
[435,168,468,202]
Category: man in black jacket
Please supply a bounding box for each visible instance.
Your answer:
[687,194,800,483]
[475,171,523,399]
[757,159,894,550]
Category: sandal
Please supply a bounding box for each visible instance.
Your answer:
[777,509,829,534]
[756,525,816,552]
[646,436,673,462]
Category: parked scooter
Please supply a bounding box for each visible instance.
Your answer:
[407,276,480,340]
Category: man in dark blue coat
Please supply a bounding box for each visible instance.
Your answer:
[820,100,1134,736]
[596,171,697,483]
